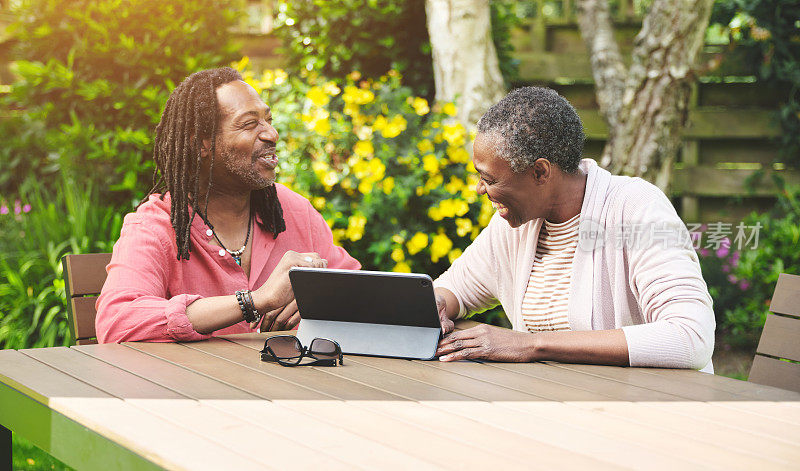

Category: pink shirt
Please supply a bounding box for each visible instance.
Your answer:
[96,184,360,343]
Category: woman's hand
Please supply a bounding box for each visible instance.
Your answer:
[435,293,455,336]
[436,324,536,362]
[252,250,326,314]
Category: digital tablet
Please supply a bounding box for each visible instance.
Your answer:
[289,268,441,360]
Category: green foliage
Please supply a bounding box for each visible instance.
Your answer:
[272,0,519,96]
[0,0,241,203]
[0,177,122,349]
[710,0,800,167]
[12,434,72,471]
[722,184,800,348]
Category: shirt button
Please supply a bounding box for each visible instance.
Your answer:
[218,249,226,257]
[206,229,213,237]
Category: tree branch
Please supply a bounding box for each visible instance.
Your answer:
[576,0,627,130]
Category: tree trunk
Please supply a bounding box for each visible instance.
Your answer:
[577,0,713,191]
[425,0,505,127]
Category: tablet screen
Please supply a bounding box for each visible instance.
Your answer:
[289,268,441,328]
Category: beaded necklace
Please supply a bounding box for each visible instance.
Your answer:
[205,215,252,266]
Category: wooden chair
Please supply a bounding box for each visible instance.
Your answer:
[62,253,112,345]
[748,273,800,392]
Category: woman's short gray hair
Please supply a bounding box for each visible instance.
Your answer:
[476,87,585,174]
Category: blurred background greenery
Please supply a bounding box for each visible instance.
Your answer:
[0,0,797,370]
[0,0,798,468]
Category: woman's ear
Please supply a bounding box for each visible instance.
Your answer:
[531,158,552,184]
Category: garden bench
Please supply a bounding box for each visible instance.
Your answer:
[749,273,800,392]
[61,253,111,345]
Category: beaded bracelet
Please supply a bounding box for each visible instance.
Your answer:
[235,289,258,323]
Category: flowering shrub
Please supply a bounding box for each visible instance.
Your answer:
[234,58,494,278]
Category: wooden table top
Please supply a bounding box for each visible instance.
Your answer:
[2,325,800,471]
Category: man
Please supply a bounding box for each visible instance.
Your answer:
[96,67,360,343]
[433,87,715,371]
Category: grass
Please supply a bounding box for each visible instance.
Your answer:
[11,435,72,471]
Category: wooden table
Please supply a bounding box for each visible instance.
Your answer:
[2,323,800,471]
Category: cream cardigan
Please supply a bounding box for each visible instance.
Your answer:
[434,159,715,371]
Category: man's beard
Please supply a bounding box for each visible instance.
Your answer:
[216,143,276,190]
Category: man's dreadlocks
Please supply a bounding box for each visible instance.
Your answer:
[142,67,286,261]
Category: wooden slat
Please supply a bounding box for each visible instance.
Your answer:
[183,340,618,471]
[547,363,750,401]
[62,253,111,296]
[671,166,800,197]
[23,347,352,471]
[0,350,265,471]
[636,366,800,401]
[757,314,800,363]
[76,344,440,471]
[358,358,797,470]
[749,355,800,393]
[769,273,800,317]
[69,296,97,342]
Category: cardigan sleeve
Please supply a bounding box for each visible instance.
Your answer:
[434,213,503,318]
[95,217,209,343]
[618,183,715,370]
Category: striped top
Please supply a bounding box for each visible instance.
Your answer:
[521,213,580,332]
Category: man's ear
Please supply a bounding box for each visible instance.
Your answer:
[199,138,212,158]
[531,158,552,184]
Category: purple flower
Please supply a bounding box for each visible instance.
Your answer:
[13,200,21,215]
[716,239,730,258]
[739,280,750,290]
[722,263,730,273]
[22,204,31,213]
[699,248,710,257]
[727,274,738,284]
[0,206,7,215]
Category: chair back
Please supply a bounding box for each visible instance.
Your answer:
[748,273,800,392]
[62,253,112,345]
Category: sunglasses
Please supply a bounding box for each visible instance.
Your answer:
[260,335,343,367]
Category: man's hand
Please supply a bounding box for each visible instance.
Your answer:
[436,324,536,362]
[252,250,327,312]
[253,299,300,332]
[435,294,455,336]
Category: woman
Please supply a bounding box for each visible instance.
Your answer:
[433,87,714,371]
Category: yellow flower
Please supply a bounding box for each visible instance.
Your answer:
[448,248,463,263]
[455,218,473,237]
[348,71,362,81]
[233,56,250,71]
[358,180,374,194]
[312,118,330,135]
[422,154,439,175]
[353,140,374,158]
[322,170,339,189]
[332,228,346,244]
[406,232,429,255]
[430,232,453,262]
[312,197,326,210]
[355,125,373,141]
[307,86,330,107]
[346,214,367,242]
[428,206,443,221]
[390,247,405,262]
[445,176,464,194]
[379,114,407,138]
[392,234,405,244]
[417,139,434,154]
[322,81,341,96]
[422,173,443,193]
[411,97,430,115]
[478,198,494,227]
[442,123,466,147]
[382,176,395,194]
[442,102,457,116]
[446,146,470,164]
[392,261,412,273]
[342,85,374,105]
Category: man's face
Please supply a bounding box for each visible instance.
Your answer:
[472,133,549,228]
[212,80,279,190]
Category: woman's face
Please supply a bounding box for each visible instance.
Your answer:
[471,133,551,228]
